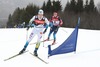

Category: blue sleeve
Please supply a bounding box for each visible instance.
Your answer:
[31,24,34,27]
[49,22,53,27]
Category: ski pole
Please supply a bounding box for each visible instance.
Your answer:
[26,29,28,41]
[26,24,30,41]
[43,34,45,47]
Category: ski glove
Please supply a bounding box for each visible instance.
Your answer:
[27,26,30,30]
[31,24,34,27]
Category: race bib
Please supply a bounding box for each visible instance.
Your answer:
[53,21,60,26]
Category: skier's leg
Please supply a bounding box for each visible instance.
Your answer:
[34,42,40,56]
[19,29,36,54]
[24,32,35,49]
[47,28,53,40]
[34,31,43,56]
[52,28,59,45]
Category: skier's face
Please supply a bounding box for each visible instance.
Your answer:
[38,14,43,19]
[53,12,57,17]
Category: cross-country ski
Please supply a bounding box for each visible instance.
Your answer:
[30,52,49,64]
[4,50,28,61]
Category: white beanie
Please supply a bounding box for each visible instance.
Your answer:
[38,9,44,14]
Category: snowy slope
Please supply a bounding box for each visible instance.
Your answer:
[0,27,100,67]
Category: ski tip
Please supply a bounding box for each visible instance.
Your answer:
[45,62,49,64]
[4,59,10,61]
[4,59,7,61]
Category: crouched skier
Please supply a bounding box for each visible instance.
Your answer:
[19,9,49,56]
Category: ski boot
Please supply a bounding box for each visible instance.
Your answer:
[34,51,38,56]
[19,48,26,54]
[34,48,38,56]
[52,40,56,45]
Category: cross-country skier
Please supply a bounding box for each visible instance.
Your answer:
[44,12,63,45]
[19,9,49,56]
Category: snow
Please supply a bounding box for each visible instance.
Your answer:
[0,27,100,67]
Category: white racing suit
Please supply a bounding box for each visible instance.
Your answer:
[28,26,44,43]
[19,15,49,55]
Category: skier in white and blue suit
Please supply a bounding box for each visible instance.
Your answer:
[19,9,49,56]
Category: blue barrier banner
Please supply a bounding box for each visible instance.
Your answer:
[48,17,80,57]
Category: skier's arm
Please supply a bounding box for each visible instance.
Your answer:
[27,16,35,30]
[49,17,53,27]
[49,22,53,27]
[45,18,49,26]
[59,18,63,26]
[60,19,63,26]
[43,24,48,34]
[43,18,49,34]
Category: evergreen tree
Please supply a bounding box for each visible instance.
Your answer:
[89,0,95,12]
[97,3,100,13]
[41,1,46,12]
[52,0,62,12]
[76,0,84,13]
[11,7,21,25]
[52,0,56,12]
[20,8,28,25]
[84,0,89,12]
[64,1,70,12]
[7,14,13,27]
[45,0,52,13]
[70,0,76,12]
[26,4,39,19]
[21,4,39,25]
